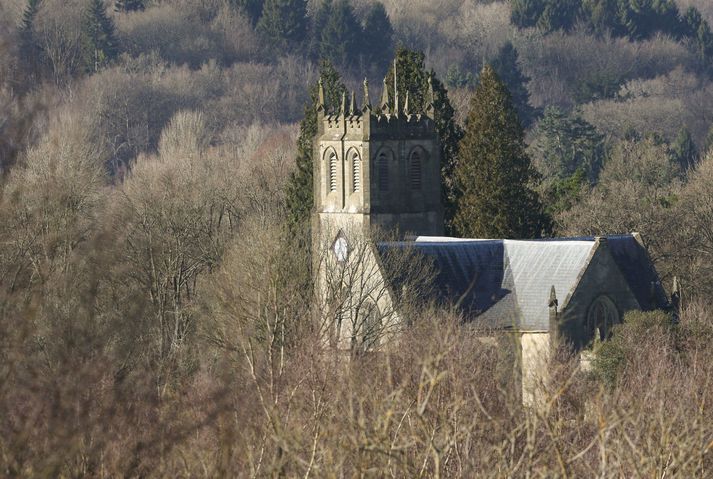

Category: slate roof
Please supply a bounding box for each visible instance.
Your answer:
[376,234,668,331]
[539,234,668,311]
[597,235,668,310]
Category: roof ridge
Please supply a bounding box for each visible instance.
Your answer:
[557,240,601,312]
[500,247,522,329]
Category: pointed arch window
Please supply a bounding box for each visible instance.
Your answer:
[351,152,361,193]
[587,295,619,343]
[409,150,422,190]
[378,152,389,192]
[328,150,337,193]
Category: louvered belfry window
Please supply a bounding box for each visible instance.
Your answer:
[329,151,337,192]
[410,151,422,190]
[352,153,361,192]
[378,153,389,191]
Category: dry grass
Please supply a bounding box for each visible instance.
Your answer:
[2,285,712,477]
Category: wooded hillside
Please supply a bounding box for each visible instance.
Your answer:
[2,0,713,476]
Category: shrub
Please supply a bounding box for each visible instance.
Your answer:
[592,310,673,388]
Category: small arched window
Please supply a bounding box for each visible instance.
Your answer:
[409,150,422,190]
[328,150,337,193]
[378,152,389,192]
[586,295,619,343]
[352,152,361,193]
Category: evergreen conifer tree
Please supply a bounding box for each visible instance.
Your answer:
[230,0,263,25]
[19,0,40,34]
[532,107,605,216]
[492,42,535,127]
[114,0,144,12]
[532,106,605,183]
[81,0,119,73]
[511,0,544,28]
[453,65,551,239]
[384,48,463,230]
[257,0,308,50]
[583,0,623,36]
[703,125,713,155]
[682,6,703,38]
[515,0,700,42]
[319,0,361,69]
[285,60,347,229]
[683,8,713,71]
[445,64,475,89]
[361,2,393,74]
[19,0,43,80]
[671,127,698,171]
[308,0,332,60]
[649,0,681,37]
[535,0,580,32]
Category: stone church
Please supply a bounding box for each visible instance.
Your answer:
[312,72,671,401]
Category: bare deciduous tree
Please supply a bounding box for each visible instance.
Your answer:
[560,137,684,284]
[679,151,713,297]
[0,108,105,294]
[315,224,436,353]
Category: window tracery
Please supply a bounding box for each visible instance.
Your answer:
[586,295,619,343]
[378,152,389,192]
[352,151,361,193]
[328,150,337,193]
[409,149,422,190]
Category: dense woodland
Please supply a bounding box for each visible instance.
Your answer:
[2,0,713,476]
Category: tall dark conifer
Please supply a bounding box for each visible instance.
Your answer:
[19,0,43,81]
[308,0,332,60]
[671,127,698,171]
[703,125,713,155]
[511,0,544,28]
[230,0,263,25]
[319,0,361,69]
[535,0,581,32]
[361,2,393,74]
[285,61,347,229]
[257,0,308,50]
[583,0,623,35]
[384,48,463,230]
[114,0,144,12]
[683,7,713,71]
[19,0,40,34]
[532,106,605,216]
[81,0,119,73]
[491,42,535,127]
[453,65,550,239]
[533,106,605,183]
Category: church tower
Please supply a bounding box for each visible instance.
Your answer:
[313,70,444,256]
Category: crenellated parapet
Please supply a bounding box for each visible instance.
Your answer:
[313,62,444,241]
[317,70,437,142]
